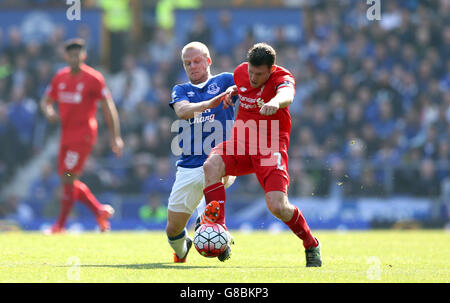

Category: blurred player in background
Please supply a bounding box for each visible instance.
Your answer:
[200,43,322,267]
[167,41,236,263]
[40,38,123,234]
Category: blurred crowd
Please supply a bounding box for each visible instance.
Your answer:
[0,0,449,222]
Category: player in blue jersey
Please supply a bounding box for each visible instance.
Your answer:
[166,42,236,263]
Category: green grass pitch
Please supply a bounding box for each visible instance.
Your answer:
[0,230,448,282]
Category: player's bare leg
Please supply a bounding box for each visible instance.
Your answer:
[167,210,193,263]
[265,191,296,222]
[203,154,226,187]
[265,191,322,267]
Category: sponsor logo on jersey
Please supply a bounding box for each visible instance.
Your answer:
[239,102,257,109]
[256,98,265,108]
[58,92,82,104]
[189,113,216,125]
[238,94,261,104]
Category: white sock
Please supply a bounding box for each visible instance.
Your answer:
[168,229,188,258]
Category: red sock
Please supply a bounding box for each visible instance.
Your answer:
[74,180,103,217]
[203,182,226,228]
[56,183,75,227]
[284,206,318,249]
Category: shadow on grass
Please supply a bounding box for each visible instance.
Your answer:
[58,263,218,270]
[56,263,300,270]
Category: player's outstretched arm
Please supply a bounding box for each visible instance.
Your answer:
[40,95,59,123]
[173,91,228,120]
[259,86,295,116]
[101,96,123,157]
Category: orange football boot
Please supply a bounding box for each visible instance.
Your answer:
[200,201,220,224]
[96,204,115,232]
[49,224,65,234]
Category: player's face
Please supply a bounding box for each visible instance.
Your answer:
[182,48,211,84]
[64,48,86,70]
[248,64,273,88]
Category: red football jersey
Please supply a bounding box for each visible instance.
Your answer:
[46,64,110,145]
[232,62,295,151]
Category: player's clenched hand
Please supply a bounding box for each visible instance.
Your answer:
[45,110,59,123]
[46,112,59,123]
[111,136,124,157]
[259,100,279,116]
[207,91,227,109]
[223,85,237,109]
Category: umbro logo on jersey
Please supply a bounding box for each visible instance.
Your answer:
[240,87,247,92]
[187,91,195,97]
[58,83,66,90]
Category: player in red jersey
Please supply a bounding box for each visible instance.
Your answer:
[40,38,123,233]
[200,43,322,266]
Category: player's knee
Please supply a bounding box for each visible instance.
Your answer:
[266,200,283,219]
[265,192,289,220]
[165,221,184,238]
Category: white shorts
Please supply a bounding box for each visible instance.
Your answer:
[167,166,236,215]
[168,166,206,215]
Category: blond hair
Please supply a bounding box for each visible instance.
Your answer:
[181,41,211,60]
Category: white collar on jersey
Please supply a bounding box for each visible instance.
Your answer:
[190,75,212,89]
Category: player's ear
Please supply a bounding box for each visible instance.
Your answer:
[270,65,276,73]
[207,56,212,66]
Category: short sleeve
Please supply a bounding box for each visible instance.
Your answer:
[92,73,111,101]
[45,75,59,102]
[169,85,189,110]
[274,69,296,91]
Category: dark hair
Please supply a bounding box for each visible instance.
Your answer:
[64,38,86,52]
[247,43,276,68]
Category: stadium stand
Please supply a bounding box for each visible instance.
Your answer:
[0,0,448,229]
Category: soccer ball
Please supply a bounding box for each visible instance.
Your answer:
[193,223,229,258]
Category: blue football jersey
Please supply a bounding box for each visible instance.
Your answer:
[170,72,237,168]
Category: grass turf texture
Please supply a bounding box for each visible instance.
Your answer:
[0,230,448,282]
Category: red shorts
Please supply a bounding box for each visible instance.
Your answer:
[210,140,290,194]
[58,143,93,176]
